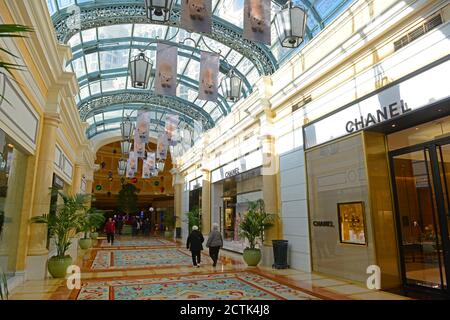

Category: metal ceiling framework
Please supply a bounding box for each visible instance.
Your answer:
[47,0,354,139]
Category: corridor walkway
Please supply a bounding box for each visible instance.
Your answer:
[9,236,409,300]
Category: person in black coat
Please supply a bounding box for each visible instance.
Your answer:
[186,225,204,267]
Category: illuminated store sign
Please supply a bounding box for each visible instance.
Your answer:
[345,100,411,133]
[304,59,450,149]
[211,150,262,183]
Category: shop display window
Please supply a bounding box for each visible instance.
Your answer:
[337,202,367,245]
[0,129,28,278]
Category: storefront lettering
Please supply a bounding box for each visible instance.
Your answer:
[313,221,334,227]
[225,168,240,178]
[345,100,412,133]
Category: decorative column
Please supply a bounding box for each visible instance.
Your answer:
[71,163,83,195]
[26,113,61,280]
[201,168,211,234]
[171,168,184,238]
[84,169,95,208]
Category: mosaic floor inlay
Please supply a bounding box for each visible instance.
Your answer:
[75,272,320,300]
[100,238,175,247]
[91,248,193,270]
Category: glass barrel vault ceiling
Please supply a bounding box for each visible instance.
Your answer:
[47,0,354,139]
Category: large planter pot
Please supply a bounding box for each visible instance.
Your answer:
[47,255,73,278]
[90,232,98,240]
[79,238,92,249]
[243,248,261,266]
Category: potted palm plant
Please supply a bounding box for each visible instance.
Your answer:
[186,206,201,233]
[30,192,88,278]
[239,199,275,267]
[163,211,176,239]
[78,208,105,249]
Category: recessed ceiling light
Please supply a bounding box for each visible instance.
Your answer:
[392,124,396,128]
[438,109,442,112]
[415,127,419,130]
[7,144,13,148]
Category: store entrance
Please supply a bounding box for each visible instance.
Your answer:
[390,138,450,294]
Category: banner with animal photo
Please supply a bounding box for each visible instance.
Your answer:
[181,0,212,33]
[243,0,271,45]
[165,114,179,142]
[126,154,137,178]
[155,43,178,96]
[147,152,156,171]
[198,51,219,101]
[135,110,150,143]
[142,159,152,179]
[157,133,169,160]
[134,140,146,158]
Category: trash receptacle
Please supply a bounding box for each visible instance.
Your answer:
[272,240,289,269]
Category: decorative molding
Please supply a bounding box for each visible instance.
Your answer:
[52,3,277,76]
[78,91,215,129]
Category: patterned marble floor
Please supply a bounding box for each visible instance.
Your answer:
[90,248,194,270]
[100,238,175,248]
[73,272,319,300]
[9,236,411,300]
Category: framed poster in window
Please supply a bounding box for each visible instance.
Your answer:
[337,202,367,245]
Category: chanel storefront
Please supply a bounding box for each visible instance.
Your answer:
[303,56,450,295]
[211,149,263,253]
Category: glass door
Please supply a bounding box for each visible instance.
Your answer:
[390,141,450,293]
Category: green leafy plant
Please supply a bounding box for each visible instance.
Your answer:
[30,191,89,258]
[117,180,138,216]
[239,199,275,250]
[162,211,177,231]
[78,207,105,239]
[0,268,8,300]
[0,24,33,104]
[185,206,201,232]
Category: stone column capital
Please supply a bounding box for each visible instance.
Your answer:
[43,112,62,128]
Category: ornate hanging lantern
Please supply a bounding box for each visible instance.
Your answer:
[221,70,243,103]
[274,1,307,48]
[120,116,134,141]
[118,158,128,173]
[145,0,174,22]
[120,140,132,155]
[129,52,153,89]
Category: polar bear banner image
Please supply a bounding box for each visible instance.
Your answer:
[244,0,271,45]
[198,51,219,101]
[135,111,150,144]
[155,44,177,96]
[181,0,212,33]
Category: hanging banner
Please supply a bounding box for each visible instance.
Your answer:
[135,110,150,143]
[155,43,178,97]
[128,151,138,171]
[157,133,169,160]
[198,51,219,101]
[165,114,179,142]
[181,0,212,33]
[243,0,271,45]
[135,140,146,158]
[147,152,156,171]
[142,159,151,179]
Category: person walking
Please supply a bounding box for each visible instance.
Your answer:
[186,225,204,268]
[206,223,223,267]
[104,217,116,245]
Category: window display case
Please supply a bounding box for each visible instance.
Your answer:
[337,202,367,245]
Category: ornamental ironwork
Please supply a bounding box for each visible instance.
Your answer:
[78,91,215,129]
[52,3,278,76]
